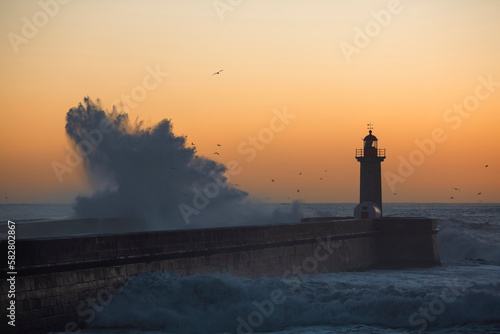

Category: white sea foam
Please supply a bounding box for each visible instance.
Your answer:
[86,266,500,334]
[437,217,500,265]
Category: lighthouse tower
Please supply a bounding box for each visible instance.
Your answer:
[355,124,386,217]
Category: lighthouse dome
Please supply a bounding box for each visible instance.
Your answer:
[364,130,378,141]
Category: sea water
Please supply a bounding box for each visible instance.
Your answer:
[1,203,499,333]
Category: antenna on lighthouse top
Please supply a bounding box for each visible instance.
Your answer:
[367,122,373,133]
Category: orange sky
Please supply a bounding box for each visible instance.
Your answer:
[0,0,499,203]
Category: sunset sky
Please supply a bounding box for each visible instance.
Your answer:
[0,0,499,204]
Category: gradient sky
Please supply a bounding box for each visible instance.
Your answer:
[0,0,499,203]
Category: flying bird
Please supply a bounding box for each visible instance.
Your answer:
[212,69,224,76]
[477,192,482,195]
[214,152,220,155]
[217,144,221,146]
[485,165,488,168]
[452,187,461,191]
[297,189,300,193]
[394,193,397,195]
[191,142,195,145]
[271,179,275,182]
[450,197,454,200]
[299,172,302,175]
[320,178,323,180]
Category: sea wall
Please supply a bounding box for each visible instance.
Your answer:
[0,218,439,333]
[374,218,440,268]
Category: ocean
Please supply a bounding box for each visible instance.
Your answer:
[1,203,499,333]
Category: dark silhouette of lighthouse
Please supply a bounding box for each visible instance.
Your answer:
[355,123,386,215]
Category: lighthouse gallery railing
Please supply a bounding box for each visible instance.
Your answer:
[355,149,386,158]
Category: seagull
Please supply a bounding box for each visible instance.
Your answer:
[324,170,327,172]
[212,69,224,76]
[195,155,199,158]
[477,192,482,195]
[217,144,221,146]
[394,193,397,195]
[299,172,302,175]
[191,142,195,145]
[214,152,220,155]
[320,178,323,180]
[485,165,488,168]
[271,179,275,182]
[450,196,454,200]
[297,189,300,193]
[452,187,461,191]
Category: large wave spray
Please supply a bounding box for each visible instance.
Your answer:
[65,98,299,229]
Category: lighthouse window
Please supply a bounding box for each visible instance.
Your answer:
[364,140,374,148]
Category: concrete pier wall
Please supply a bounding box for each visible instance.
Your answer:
[0,218,439,333]
[374,218,441,268]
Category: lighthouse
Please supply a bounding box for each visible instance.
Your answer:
[355,124,386,218]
